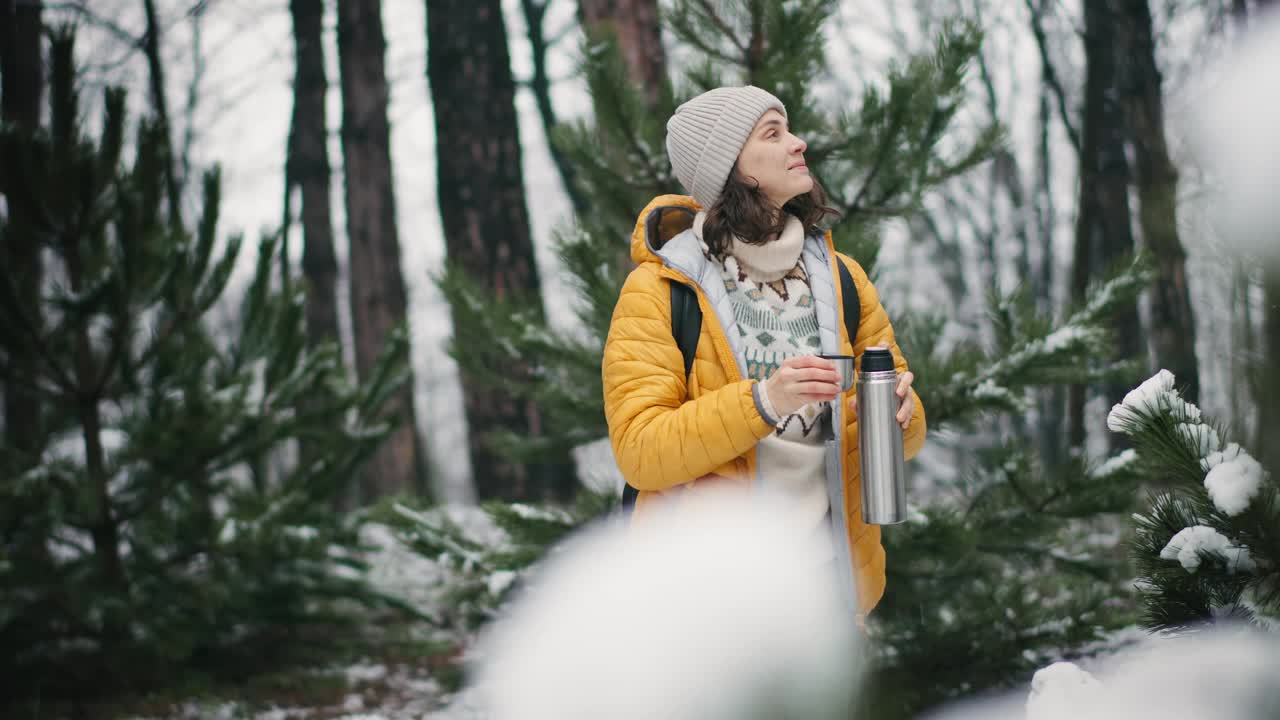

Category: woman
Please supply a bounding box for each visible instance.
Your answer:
[602,86,927,620]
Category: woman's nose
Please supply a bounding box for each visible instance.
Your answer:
[792,136,807,154]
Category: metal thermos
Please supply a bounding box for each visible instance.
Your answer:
[856,348,907,525]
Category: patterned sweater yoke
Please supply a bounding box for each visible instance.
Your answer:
[693,211,831,553]
[694,212,829,440]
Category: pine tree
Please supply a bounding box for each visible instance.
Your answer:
[0,32,413,693]
[867,261,1153,717]
[433,2,1155,716]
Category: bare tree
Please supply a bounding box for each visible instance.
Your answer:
[1024,0,1080,153]
[519,0,587,214]
[1260,0,1279,471]
[337,0,427,500]
[1259,269,1280,470]
[287,0,341,351]
[1028,1,1068,468]
[427,0,564,501]
[1118,0,1200,404]
[1070,0,1142,450]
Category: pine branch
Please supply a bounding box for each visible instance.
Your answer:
[692,0,749,57]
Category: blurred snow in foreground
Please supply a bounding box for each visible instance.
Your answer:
[934,626,1280,720]
[470,489,862,720]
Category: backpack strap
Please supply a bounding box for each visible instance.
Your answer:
[836,256,862,346]
[620,280,702,513]
[670,281,702,379]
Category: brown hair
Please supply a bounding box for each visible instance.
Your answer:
[701,165,840,257]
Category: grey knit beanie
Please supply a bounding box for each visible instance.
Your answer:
[665,86,787,209]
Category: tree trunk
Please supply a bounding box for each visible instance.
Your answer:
[427,0,566,501]
[1118,0,1200,404]
[1229,259,1253,438]
[62,220,130,619]
[289,0,347,504]
[1070,0,1142,451]
[1033,79,1066,469]
[336,0,426,501]
[1240,0,1278,463]
[577,0,668,112]
[289,0,341,351]
[1259,269,1280,473]
[1,0,44,464]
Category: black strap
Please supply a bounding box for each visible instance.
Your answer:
[670,281,702,379]
[620,282,701,513]
[837,257,861,344]
[621,256,862,512]
[621,478,640,510]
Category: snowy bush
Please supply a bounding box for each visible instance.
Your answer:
[1115,370,1280,630]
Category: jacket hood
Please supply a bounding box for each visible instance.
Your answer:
[630,194,703,266]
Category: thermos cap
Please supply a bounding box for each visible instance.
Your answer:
[860,347,895,373]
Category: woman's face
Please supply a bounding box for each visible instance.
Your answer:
[735,109,812,210]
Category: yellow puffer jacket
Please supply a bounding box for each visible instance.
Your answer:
[602,195,926,618]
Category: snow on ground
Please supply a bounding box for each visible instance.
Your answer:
[935,627,1280,720]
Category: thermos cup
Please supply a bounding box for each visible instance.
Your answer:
[817,353,855,393]
[855,348,907,525]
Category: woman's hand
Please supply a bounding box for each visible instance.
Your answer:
[848,346,915,430]
[763,356,840,418]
